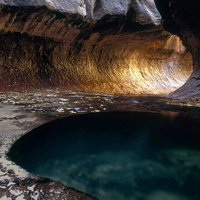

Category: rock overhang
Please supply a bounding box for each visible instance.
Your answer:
[155,0,200,98]
[0,0,161,24]
[0,0,193,96]
[0,1,200,199]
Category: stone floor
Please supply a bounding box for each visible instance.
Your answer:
[1,88,200,199]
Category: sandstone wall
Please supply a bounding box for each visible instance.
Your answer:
[0,0,192,95]
[155,0,200,98]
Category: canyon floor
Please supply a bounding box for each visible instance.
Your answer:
[1,89,200,199]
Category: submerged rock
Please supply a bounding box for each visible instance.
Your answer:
[1,1,200,199]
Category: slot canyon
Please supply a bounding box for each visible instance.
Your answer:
[0,0,200,199]
[0,0,194,96]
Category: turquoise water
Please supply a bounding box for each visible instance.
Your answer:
[8,112,200,200]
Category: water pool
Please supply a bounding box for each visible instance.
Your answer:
[8,112,200,200]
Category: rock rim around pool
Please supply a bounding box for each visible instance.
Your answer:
[1,90,200,199]
[7,111,200,200]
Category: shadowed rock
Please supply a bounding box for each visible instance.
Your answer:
[155,0,200,98]
[0,0,192,95]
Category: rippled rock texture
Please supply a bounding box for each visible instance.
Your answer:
[0,0,192,95]
[155,0,200,98]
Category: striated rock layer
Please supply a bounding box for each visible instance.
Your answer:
[0,0,192,95]
[155,0,200,98]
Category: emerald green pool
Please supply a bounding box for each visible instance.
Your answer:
[8,112,200,200]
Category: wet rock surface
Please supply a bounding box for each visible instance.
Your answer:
[1,89,200,199]
[0,0,200,199]
[0,176,96,200]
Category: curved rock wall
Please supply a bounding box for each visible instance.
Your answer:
[0,1,192,95]
[155,0,200,98]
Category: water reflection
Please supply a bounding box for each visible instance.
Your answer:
[1,89,200,121]
[8,112,200,200]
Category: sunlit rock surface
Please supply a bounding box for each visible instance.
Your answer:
[0,1,199,199]
[155,0,200,98]
[0,0,192,94]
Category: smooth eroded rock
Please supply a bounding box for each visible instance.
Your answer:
[0,0,193,94]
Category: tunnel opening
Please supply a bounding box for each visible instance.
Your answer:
[0,4,193,96]
[2,1,200,199]
[7,112,200,200]
[0,28,193,95]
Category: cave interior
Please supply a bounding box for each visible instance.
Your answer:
[1,0,200,199]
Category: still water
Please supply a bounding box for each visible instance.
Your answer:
[8,112,200,200]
